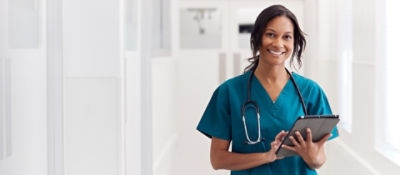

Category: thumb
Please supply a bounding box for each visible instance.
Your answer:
[318,133,331,146]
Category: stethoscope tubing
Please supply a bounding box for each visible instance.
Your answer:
[241,68,307,144]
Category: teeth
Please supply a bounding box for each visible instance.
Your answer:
[268,50,284,55]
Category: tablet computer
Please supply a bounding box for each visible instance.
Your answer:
[275,115,340,157]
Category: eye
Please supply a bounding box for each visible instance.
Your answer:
[265,32,275,38]
[284,35,292,40]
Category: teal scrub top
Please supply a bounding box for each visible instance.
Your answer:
[197,71,339,175]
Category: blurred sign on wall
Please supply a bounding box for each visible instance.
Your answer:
[180,7,222,49]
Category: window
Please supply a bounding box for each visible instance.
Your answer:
[153,0,171,55]
[337,0,353,132]
[8,0,40,49]
[125,0,138,51]
[377,0,400,166]
[384,0,400,150]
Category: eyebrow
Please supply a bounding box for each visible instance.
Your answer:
[265,28,293,34]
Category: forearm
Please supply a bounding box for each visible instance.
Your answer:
[211,150,274,170]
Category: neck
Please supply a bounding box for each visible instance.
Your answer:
[254,64,287,84]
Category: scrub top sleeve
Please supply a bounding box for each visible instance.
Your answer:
[196,85,232,141]
[308,84,339,140]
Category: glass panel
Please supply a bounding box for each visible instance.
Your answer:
[152,0,171,52]
[159,0,171,50]
[125,0,137,51]
[8,0,40,49]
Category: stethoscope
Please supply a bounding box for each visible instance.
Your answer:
[241,68,308,144]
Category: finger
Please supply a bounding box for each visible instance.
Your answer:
[275,130,282,140]
[306,128,312,143]
[282,144,296,151]
[271,139,281,147]
[318,133,332,146]
[295,131,305,146]
[289,136,300,147]
[276,131,288,142]
[271,142,279,151]
[275,130,284,140]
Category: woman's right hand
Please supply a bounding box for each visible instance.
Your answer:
[265,130,288,162]
[210,130,288,170]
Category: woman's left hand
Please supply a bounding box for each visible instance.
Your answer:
[282,128,331,169]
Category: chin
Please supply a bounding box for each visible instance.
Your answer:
[264,56,289,66]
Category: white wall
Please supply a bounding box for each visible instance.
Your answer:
[0,0,48,174]
[151,57,178,174]
[62,0,123,175]
[0,0,150,174]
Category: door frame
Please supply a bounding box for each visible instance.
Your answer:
[46,0,64,174]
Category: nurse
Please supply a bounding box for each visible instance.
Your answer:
[196,5,338,175]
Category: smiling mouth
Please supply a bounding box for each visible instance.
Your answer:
[267,49,286,56]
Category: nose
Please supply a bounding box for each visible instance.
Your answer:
[272,38,284,49]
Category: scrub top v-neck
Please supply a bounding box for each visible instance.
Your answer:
[197,71,338,175]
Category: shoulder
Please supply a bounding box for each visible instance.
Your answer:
[291,72,324,93]
[291,72,333,115]
[217,71,251,93]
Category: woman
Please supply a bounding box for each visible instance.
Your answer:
[196,5,338,175]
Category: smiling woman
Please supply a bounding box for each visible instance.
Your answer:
[245,5,306,73]
[258,16,294,68]
[196,5,338,175]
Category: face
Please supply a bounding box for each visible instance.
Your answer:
[259,16,294,66]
